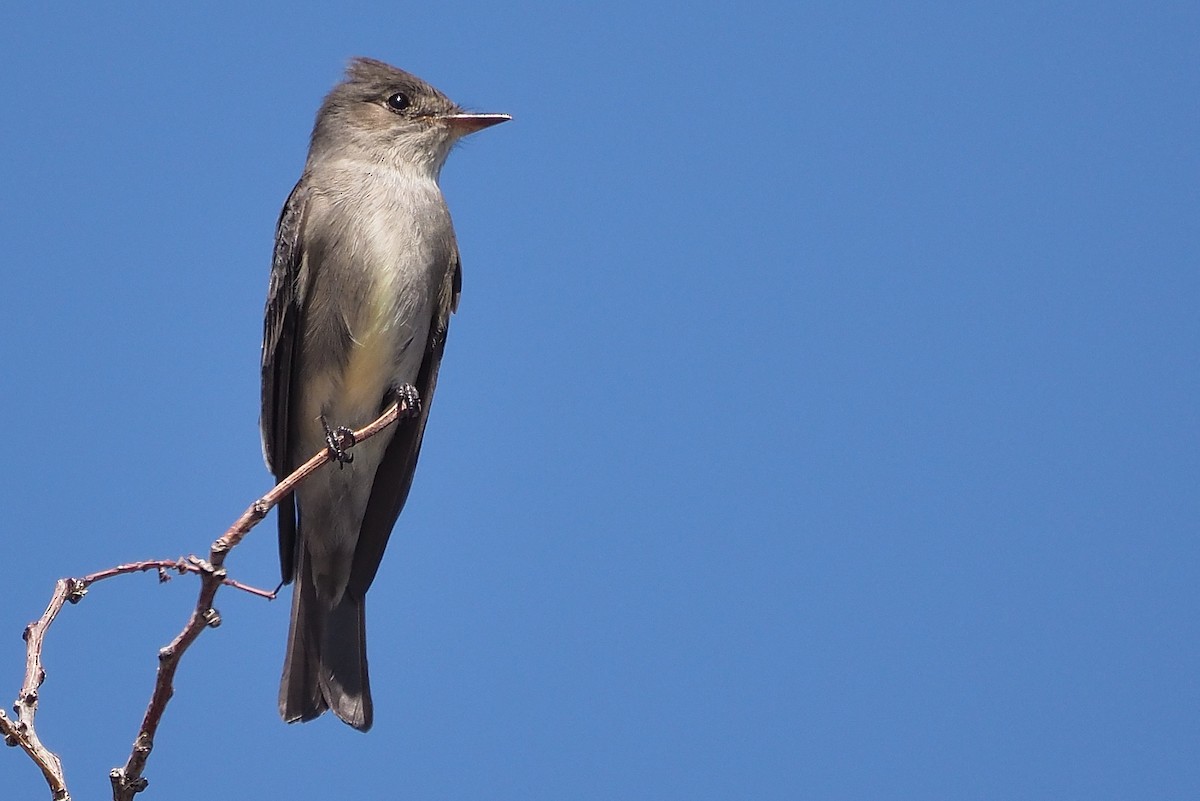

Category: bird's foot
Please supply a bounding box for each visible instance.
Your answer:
[320,416,356,468]
[390,383,422,418]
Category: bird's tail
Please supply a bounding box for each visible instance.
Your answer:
[279,548,373,731]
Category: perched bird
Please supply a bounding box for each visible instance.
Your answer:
[260,57,509,731]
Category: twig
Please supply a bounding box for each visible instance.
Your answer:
[82,558,279,600]
[1,579,76,800]
[109,400,404,800]
[0,562,276,801]
[2,399,405,801]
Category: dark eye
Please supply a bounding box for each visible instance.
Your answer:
[386,92,411,112]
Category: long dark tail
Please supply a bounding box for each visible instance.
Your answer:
[279,547,373,731]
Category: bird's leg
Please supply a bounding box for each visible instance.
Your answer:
[389,383,422,418]
[320,415,356,468]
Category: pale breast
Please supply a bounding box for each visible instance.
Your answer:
[298,163,455,428]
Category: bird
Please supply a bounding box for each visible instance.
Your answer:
[260,57,509,731]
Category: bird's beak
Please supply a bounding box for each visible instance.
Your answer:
[441,113,512,135]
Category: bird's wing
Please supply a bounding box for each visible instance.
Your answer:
[261,177,312,584]
[348,245,462,599]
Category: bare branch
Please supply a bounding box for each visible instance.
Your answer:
[81,558,279,600]
[109,399,404,800]
[4,398,405,801]
[1,579,77,800]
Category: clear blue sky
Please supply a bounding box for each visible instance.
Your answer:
[2,2,1197,799]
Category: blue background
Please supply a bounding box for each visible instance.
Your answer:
[2,2,1197,798]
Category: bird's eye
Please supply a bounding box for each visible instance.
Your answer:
[386,92,411,112]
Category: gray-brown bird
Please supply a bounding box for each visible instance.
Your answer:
[260,57,508,730]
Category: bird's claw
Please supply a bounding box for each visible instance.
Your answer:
[321,416,356,468]
[392,383,422,418]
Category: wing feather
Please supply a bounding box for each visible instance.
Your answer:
[261,178,312,584]
[348,246,462,598]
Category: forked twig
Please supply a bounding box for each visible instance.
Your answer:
[2,400,406,801]
[1,561,274,800]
